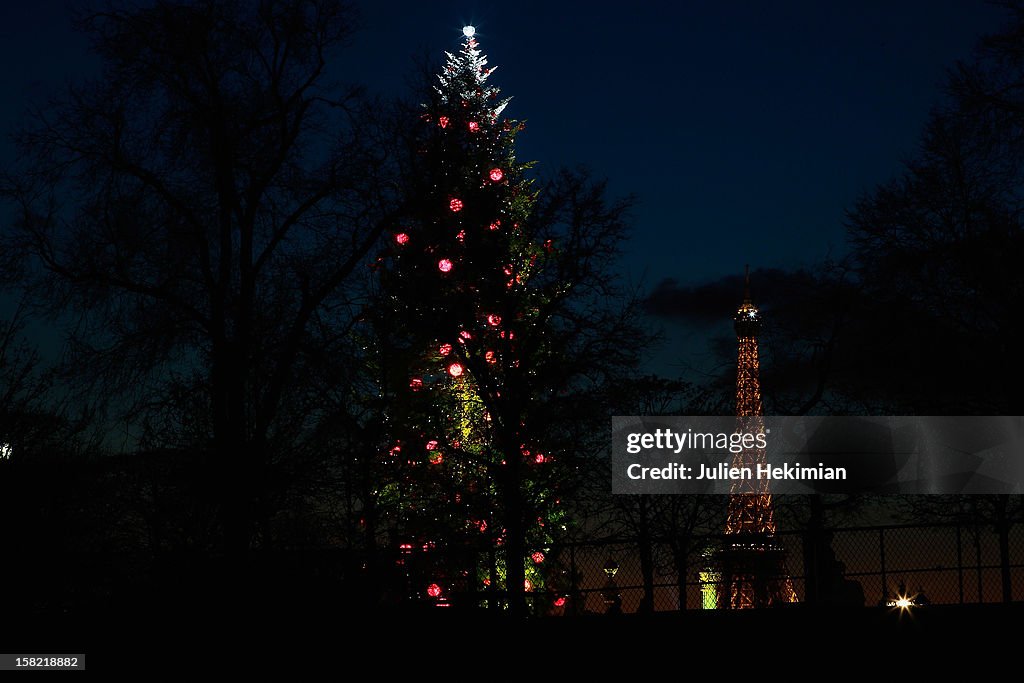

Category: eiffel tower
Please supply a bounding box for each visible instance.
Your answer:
[719,267,798,608]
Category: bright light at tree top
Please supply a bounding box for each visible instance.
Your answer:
[463,25,475,37]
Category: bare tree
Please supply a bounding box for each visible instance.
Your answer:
[1,1,401,560]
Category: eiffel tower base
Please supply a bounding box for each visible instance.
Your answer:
[717,533,799,609]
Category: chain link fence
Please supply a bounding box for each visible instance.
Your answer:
[533,522,1024,614]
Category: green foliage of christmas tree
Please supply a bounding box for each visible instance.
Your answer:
[376,28,573,612]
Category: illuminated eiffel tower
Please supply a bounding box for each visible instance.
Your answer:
[719,267,798,608]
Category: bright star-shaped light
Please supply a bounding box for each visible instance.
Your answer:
[463,25,475,38]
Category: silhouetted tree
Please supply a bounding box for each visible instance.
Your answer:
[897,494,1022,603]
[844,9,1024,415]
[602,377,725,611]
[1,0,400,567]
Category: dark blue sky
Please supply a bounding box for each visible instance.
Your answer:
[346,1,1009,286]
[0,0,1012,372]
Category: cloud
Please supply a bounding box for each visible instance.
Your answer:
[642,268,819,324]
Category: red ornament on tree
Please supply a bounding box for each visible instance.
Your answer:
[489,220,501,231]
[489,168,504,182]
[486,314,502,326]
[485,350,497,364]
[456,229,466,242]
[409,377,424,390]
[438,116,450,129]
[467,121,480,132]
[426,440,438,450]
[428,452,443,465]
[554,597,567,607]
[426,583,442,598]
[447,361,464,377]
[531,551,545,564]
[449,197,463,212]
[439,343,453,356]
[438,258,453,273]
[394,232,410,245]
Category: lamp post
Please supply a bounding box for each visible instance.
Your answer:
[602,557,621,615]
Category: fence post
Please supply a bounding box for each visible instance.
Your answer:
[956,524,964,605]
[975,524,983,604]
[878,528,887,604]
[569,544,579,616]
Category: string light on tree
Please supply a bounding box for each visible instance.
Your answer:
[377,22,567,612]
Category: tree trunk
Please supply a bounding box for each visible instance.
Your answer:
[672,538,690,611]
[801,495,824,605]
[995,494,1013,603]
[502,452,527,617]
[637,496,655,613]
[998,521,1012,603]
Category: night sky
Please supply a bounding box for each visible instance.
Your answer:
[0,0,1011,371]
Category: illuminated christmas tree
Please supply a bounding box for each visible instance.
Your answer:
[375,26,568,613]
